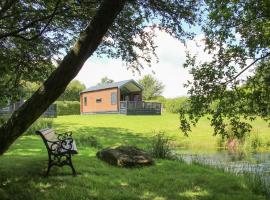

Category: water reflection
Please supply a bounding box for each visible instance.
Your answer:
[176,148,270,162]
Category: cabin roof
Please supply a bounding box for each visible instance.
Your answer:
[80,79,143,94]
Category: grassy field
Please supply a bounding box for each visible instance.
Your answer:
[0,113,269,200]
[52,113,269,152]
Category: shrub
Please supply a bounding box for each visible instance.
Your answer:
[148,132,172,159]
[165,97,188,113]
[214,126,247,151]
[56,101,80,115]
[25,118,53,135]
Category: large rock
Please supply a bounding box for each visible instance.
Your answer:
[96,146,154,167]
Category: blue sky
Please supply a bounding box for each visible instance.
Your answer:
[75,29,211,98]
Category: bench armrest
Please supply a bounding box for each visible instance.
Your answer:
[47,138,74,154]
[57,131,73,141]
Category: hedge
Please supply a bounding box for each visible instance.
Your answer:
[25,118,54,135]
[56,101,80,115]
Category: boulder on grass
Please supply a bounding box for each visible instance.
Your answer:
[96,146,154,167]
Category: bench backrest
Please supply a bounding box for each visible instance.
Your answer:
[36,128,58,151]
[36,128,78,154]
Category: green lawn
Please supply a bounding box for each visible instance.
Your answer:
[0,113,269,200]
[52,113,270,152]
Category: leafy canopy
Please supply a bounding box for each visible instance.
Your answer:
[138,75,164,100]
[0,0,200,105]
[97,77,114,85]
[180,0,270,139]
[0,0,97,104]
[58,80,86,101]
[5,0,268,139]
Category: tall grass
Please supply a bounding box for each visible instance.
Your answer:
[179,154,270,199]
[244,172,269,197]
[147,132,172,159]
[249,131,263,150]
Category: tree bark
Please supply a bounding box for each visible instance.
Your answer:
[0,0,126,155]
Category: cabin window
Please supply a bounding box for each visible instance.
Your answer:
[84,97,87,106]
[111,92,117,105]
[96,98,102,103]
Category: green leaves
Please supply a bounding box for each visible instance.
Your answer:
[138,75,164,100]
[0,0,201,105]
[58,80,86,101]
[180,0,270,139]
[97,77,114,85]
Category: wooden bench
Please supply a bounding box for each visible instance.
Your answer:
[36,128,78,176]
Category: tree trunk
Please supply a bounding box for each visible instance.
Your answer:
[0,0,126,155]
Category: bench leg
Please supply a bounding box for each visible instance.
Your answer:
[70,163,77,176]
[67,156,77,176]
[45,154,53,177]
[45,161,52,177]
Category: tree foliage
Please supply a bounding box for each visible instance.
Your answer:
[97,76,114,85]
[0,0,98,104]
[58,80,86,101]
[180,0,270,139]
[1,0,268,154]
[0,0,199,105]
[0,0,201,154]
[165,97,188,114]
[138,75,165,100]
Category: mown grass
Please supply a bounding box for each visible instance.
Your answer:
[52,113,270,152]
[0,113,269,200]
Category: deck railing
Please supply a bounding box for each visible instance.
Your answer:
[120,101,161,115]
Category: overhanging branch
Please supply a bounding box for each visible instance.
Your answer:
[0,0,66,40]
[225,52,270,84]
[13,0,62,41]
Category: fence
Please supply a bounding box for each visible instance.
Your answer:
[120,101,161,115]
[0,100,57,118]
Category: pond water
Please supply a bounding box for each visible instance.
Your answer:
[176,150,270,173]
[175,149,270,197]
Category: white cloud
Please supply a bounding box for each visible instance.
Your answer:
[75,30,212,98]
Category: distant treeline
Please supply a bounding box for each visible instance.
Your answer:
[148,96,189,113]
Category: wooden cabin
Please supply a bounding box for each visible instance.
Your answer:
[80,79,161,115]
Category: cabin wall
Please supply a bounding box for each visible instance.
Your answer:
[80,88,119,113]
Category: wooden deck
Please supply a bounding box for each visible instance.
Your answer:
[119,101,161,115]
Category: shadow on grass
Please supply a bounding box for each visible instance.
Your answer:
[0,125,267,200]
[0,153,266,200]
[73,126,151,148]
